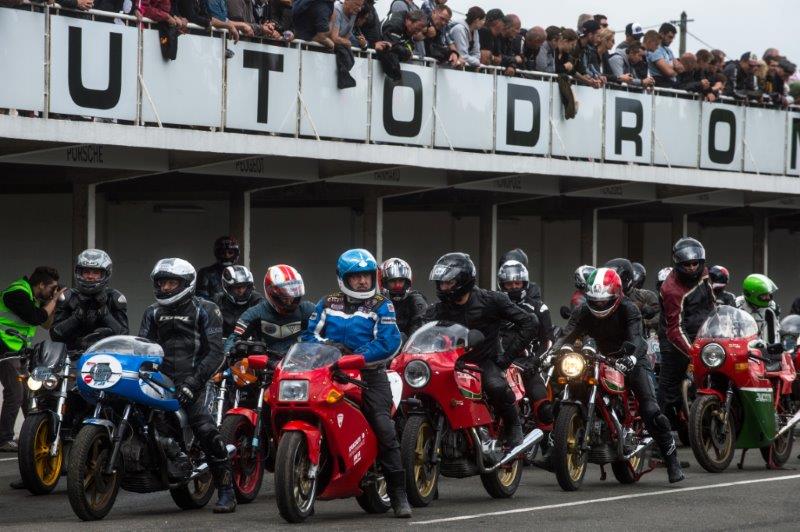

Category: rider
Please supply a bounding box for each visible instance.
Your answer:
[213,265,263,337]
[300,249,410,519]
[737,274,781,346]
[570,265,596,312]
[553,267,684,483]
[139,258,236,514]
[657,238,715,430]
[498,248,545,303]
[607,259,659,333]
[425,253,537,449]
[709,265,737,306]
[379,258,428,337]
[51,249,129,350]
[223,264,315,355]
[197,236,240,301]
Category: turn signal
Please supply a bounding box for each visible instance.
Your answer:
[326,388,344,404]
[734,362,749,372]
[557,377,568,385]
[586,377,597,385]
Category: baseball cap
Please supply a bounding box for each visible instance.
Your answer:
[625,22,644,39]
[580,19,600,36]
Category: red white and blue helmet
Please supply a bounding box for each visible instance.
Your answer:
[264,264,305,314]
[337,249,378,300]
[585,267,623,318]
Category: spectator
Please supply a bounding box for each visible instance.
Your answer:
[676,52,707,94]
[377,9,427,79]
[532,26,558,73]
[450,5,484,68]
[138,0,180,25]
[555,28,578,74]
[605,33,649,87]
[497,15,525,75]
[207,0,258,39]
[593,13,608,28]
[420,0,446,17]
[292,0,335,48]
[478,8,504,66]
[387,0,418,15]
[776,58,797,105]
[522,26,546,71]
[618,42,653,87]
[711,49,726,70]
[175,0,241,41]
[269,0,294,34]
[331,0,364,88]
[645,25,681,88]
[617,22,643,53]
[352,0,382,48]
[229,0,282,38]
[576,13,592,31]
[723,52,761,99]
[574,19,603,87]
[57,0,99,15]
[762,47,781,62]
[424,4,460,66]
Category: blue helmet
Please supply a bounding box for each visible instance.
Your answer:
[337,249,378,300]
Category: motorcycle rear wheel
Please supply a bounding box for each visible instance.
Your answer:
[760,408,795,468]
[169,466,214,509]
[480,458,522,498]
[552,404,588,491]
[355,471,391,513]
[400,415,439,507]
[275,431,318,523]
[689,394,735,473]
[67,425,120,521]
[220,414,264,503]
[19,412,63,495]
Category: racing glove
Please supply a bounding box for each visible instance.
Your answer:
[176,375,201,407]
[614,354,637,374]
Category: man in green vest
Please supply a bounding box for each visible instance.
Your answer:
[0,266,65,452]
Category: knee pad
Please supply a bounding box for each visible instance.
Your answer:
[202,432,229,461]
[652,412,672,433]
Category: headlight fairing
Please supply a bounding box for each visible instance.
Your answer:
[278,380,309,402]
[559,353,586,379]
[701,343,726,368]
[403,360,431,388]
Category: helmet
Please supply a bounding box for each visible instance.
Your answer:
[498,248,529,269]
[380,258,413,302]
[74,249,112,295]
[574,265,596,291]
[742,273,777,309]
[632,262,646,290]
[214,236,240,266]
[264,264,305,314]
[337,249,378,300]
[584,268,623,319]
[222,265,255,305]
[497,260,529,303]
[672,237,706,281]
[430,252,476,304]
[151,258,196,306]
[604,258,635,296]
[708,265,730,290]
[656,267,672,292]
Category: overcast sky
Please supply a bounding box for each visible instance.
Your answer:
[443,0,800,63]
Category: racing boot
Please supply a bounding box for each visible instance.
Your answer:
[504,417,524,449]
[665,449,685,484]
[211,458,237,513]
[387,470,412,518]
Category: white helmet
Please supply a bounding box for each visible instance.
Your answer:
[151,258,196,306]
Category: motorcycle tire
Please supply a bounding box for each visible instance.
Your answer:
[760,410,795,468]
[355,471,391,514]
[689,394,735,473]
[169,469,214,510]
[275,431,318,523]
[18,412,63,495]
[400,414,439,507]
[552,404,588,491]
[480,458,522,498]
[67,425,120,521]
[220,414,264,504]
[611,458,641,485]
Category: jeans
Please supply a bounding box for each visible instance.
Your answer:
[0,357,26,444]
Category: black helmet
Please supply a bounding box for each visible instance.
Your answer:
[74,249,113,296]
[708,265,730,290]
[497,260,529,302]
[498,248,529,269]
[631,262,646,290]
[604,258,635,296]
[214,236,240,266]
[430,252,476,304]
[222,265,255,305]
[672,237,706,281]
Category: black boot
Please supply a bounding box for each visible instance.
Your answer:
[211,459,237,514]
[665,449,685,483]
[387,470,411,518]
[504,421,524,449]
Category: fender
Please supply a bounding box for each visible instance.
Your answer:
[696,387,726,401]
[82,417,115,437]
[280,420,322,465]
[225,407,258,427]
[558,399,588,418]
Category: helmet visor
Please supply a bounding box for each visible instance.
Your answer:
[429,264,461,282]
[497,263,528,283]
[273,279,305,299]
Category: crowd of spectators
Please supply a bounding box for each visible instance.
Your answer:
[2,0,798,105]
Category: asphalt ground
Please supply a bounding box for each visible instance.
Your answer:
[0,442,798,532]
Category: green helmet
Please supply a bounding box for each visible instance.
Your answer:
[742,274,777,308]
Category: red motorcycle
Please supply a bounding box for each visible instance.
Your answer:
[270,342,399,523]
[689,306,797,472]
[390,322,542,507]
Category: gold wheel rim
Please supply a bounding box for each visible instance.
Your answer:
[566,413,586,482]
[413,420,437,498]
[496,459,519,487]
[33,419,62,486]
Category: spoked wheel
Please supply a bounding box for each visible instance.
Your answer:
[19,413,63,494]
[552,404,588,491]
[275,432,318,523]
[169,443,214,510]
[480,456,522,498]
[689,394,735,473]
[611,420,646,484]
[220,414,264,503]
[761,402,795,468]
[400,415,439,507]
[67,425,120,521]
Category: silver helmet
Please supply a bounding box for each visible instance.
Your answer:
[222,265,255,305]
[75,249,113,295]
[151,258,196,306]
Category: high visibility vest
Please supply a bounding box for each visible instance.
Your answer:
[0,278,38,353]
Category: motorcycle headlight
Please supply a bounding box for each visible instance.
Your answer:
[43,374,60,390]
[783,335,797,353]
[559,353,586,379]
[701,343,726,368]
[27,377,43,391]
[279,380,309,402]
[28,366,56,391]
[403,360,431,389]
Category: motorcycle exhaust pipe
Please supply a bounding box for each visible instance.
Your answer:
[486,428,544,472]
[774,410,800,439]
[623,437,653,460]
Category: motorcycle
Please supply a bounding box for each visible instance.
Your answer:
[390,321,542,507]
[219,340,283,503]
[550,341,655,491]
[270,342,397,523]
[68,335,225,521]
[688,305,797,472]
[17,329,111,495]
[206,339,265,428]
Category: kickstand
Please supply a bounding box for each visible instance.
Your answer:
[737,449,747,470]
[599,464,607,481]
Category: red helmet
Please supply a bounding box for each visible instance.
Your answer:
[263,265,305,314]
[584,267,623,318]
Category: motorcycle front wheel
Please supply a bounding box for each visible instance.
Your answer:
[18,412,63,495]
[552,404,588,491]
[220,414,264,503]
[67,425,120,521]
[689,394,735,473]
[400,414,439,507]
[275,431,318,523]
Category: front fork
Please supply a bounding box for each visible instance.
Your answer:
[251,385,266,449]
[47,368,70,457]
[103,404,131,475]
[719,382,735,428]
[214,379,228,427]
[580,364,601,451]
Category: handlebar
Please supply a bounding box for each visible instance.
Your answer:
[332,370,368,389]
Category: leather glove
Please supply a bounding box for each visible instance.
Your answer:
[614,354,637,374]
[767,343,784,356]
[176,376,201,407]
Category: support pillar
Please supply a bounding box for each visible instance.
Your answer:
[478,203,497,289]
[72,182,96,265]
[580,209,597,266]
[753,211,768,274]
[626,221,645,264]
[671,211,687,244]
[362,192,383,261]
[229,190,252,269]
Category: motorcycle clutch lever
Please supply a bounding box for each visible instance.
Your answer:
[333,370,368,389]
